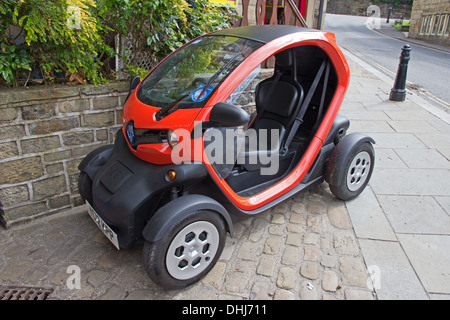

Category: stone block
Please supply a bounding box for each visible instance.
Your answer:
[21,103,56,120]
[0,156,44,184]
[4,201,48,221]
[32,175,67,200]
[0,107,18,122]
[0,141,18,158]
[93,96,118,110]
[44,150,72,163]
[0,125,25,141]
[322,270,339,292]
[62,131,94,146]
[29,116,80,135]
[21,135,61,154]
[276,267,296,289]
[0,184,29,207]
[83,112,114,128]
[58,99,89,113]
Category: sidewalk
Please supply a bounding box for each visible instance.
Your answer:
[1,51,449,300]
[341,48,450,299]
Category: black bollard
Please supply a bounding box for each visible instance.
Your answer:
[389,44,411,102]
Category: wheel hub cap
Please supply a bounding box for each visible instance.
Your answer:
[166,221,219,280]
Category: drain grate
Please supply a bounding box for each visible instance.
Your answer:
[0,285,54,300]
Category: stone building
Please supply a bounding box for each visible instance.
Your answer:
[408,0,450,47]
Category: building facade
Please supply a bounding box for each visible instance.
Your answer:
[409,0,450,47]
[216,0,327,29]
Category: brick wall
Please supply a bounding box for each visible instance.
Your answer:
[0,82,129,227]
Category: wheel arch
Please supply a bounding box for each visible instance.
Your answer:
[142,194,234,243]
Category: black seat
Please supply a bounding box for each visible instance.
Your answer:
[238,50,304,171]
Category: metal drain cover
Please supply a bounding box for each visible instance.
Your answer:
[0,285,54,300]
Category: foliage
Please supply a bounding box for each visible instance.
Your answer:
[374,0,414,8]
[0,0,237,87]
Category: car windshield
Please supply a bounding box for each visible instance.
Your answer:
[136,35,262,115]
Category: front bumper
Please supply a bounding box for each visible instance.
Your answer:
[87,130,207,248]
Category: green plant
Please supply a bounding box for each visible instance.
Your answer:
[0,0,238,87]
[0,42,33,86]
[99,0,238,78]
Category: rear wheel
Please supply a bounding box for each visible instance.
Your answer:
[327,141,374,201]
[143,210,226,289]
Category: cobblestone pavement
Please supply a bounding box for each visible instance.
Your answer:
[0,182,375,300]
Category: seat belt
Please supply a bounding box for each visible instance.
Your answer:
[280,59,327,155]
[312,60,330,133]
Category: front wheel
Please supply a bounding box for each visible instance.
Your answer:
[143,210,226,290]
[327,141,375,201]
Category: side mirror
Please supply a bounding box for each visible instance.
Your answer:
[209,102,250,127]
[130,76,141,91]
[124,76,141,104]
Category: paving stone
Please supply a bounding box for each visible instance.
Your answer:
[256,255,276,277]
[273,289,295,300]
[263,236,281,254]
[276,267,296,290]
[250,281,272,300]
[285,233,302,247]
[398,234,450,294]
[281,246,298,266]
[378,195,450,234]
[201,261,226,287]
[327,206,352,229]
[333,230,360,255]
[339,256,368,287]
[299,281,319,300]
[322,270,339,292]
[300,261,319,280]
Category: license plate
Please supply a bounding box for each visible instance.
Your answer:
[86,201,120,250]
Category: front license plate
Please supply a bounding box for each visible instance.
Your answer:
[86,201,120,250]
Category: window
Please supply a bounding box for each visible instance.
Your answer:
[137,36,262,111]
[438,15,446,35]
[432,15,440,35]
[420,16,428,35]
[426,15,433,35]
[446,15,450,36]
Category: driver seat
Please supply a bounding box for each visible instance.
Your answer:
[239,50,304,171]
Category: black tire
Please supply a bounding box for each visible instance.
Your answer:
[143,210,226,290]
[327,141,374,201]
[78,171,93,204]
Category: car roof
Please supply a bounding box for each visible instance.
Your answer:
[209,25,314,44]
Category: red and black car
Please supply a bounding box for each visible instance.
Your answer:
[78,25,375,289]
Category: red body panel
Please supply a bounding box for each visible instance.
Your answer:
[122,29,350,211]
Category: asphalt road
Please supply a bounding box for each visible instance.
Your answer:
[324,14,450,110]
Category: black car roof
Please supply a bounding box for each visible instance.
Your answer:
[210,25,314,44]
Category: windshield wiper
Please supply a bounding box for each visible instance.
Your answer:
[155,93,190,121]
[194,52,244,103]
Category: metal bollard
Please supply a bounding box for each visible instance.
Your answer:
[389,44,411,102]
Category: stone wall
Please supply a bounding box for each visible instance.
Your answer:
[326,0,412,19]
[0,82,129,227]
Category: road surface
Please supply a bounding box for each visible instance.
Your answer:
[324,14,450,111]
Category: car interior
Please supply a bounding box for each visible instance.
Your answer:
[212,45,339,196]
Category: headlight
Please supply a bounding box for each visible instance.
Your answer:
[167,129,178,149]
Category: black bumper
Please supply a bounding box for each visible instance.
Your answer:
[84,130,208,248]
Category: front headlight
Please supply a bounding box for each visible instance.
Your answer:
[167,129,178,149]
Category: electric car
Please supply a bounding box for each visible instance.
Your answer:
[78,25,375,289]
